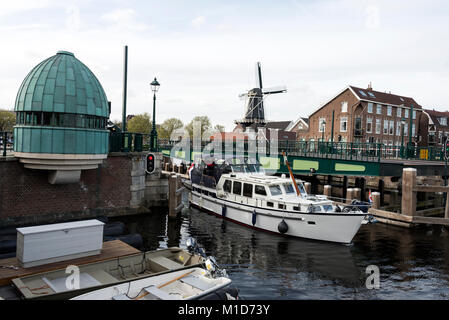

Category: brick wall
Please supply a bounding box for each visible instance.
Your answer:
[0,154,133,227]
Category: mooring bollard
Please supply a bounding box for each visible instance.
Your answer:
[324,185,332,197]
[402,168,417,216]
[346,188,354,203]
[169,174,184,219]
[353,188,361,201]
[372,192,381,209]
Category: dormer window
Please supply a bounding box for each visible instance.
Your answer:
[439,117,447,126]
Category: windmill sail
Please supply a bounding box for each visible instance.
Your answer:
[236,62,286,130]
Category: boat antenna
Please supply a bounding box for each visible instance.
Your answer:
[282,151,301,196]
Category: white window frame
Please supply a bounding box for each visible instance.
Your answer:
[340,117,348,132]
[318,117,326,132]
[341,101,348,113]
[367,103,373,113]
[397,107,402,118]
[387,106,392,116]
[366,117,373,133]
[396,121,401,136]
[404,109,409,118]
[412,110,416,120]
[389,120,394,135]
[376,104,382,115]
[375,119,381,134]
[383,119,389,134]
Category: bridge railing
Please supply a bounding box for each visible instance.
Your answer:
[0,131,14,157]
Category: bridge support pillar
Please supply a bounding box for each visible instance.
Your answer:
[378,179,385,206]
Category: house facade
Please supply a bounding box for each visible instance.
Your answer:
[303,85,423,149]
[419,109,449,148]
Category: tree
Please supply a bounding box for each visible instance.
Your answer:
[185,116,211,139]
[213,124,225,133]
[0,110,15,132]
[127,113,151,133]
[159,118,184,140]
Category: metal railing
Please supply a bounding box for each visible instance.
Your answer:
[0,131,13,157]
[1,130,445,163]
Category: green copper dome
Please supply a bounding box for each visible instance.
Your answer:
[15,51,109,117]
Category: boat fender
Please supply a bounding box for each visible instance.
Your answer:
[278,219,288,234]
[222,205,226,217]
[252,210,257,226]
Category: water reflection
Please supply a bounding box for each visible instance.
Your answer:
[115,202,449,299]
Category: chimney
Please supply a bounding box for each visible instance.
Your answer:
[367,82,372,90]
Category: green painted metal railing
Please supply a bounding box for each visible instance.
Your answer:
[1,130,445,163]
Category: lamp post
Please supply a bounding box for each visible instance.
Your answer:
[400,118,405,158]
[408,104,413,158]
[321,120,326,142]
[150,77,160,152]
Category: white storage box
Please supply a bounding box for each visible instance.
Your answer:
[16,219,104,268]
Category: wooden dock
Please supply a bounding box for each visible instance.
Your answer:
[0,240,140,286]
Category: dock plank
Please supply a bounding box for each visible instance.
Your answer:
[0,240,140,286]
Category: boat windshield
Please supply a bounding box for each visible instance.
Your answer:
[269,185,282,196]
[298,182,307,196]
[284,183,295,194]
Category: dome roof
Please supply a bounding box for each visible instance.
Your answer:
[14,51,109,118]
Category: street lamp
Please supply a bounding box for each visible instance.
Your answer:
[321,120,326,142]
[150,77,160,152]
[400,118,405,158]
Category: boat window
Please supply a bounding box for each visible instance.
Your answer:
[232,165,244,173]
[233,181,242,195]
[323,205,333,212]
[278,203,286,209]
[269,185,282,196]
[254,185,267,196]
[223,180,232,193]
[267,201,274,207]
[298,182,307,195]
[284,184,295,194]
[293,206,301,211]
[243,183,253,198]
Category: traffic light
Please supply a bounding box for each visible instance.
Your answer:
[146,153,156,174]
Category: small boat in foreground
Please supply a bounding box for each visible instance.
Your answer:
[188,156,372,244]
[12,247,204,300]
[71,267,232,300]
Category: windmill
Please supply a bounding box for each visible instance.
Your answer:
[235,62,287,131]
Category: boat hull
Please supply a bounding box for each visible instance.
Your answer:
[190,190,365,244]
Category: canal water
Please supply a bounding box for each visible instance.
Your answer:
[115,197,449,300]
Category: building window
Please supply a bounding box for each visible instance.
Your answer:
[396,121,401,136]
[387,106,392,116]
[367,103,373,113]
[341,102,348,113]
[404,123,408,136]
[412,110,416,120]
[389,120,394,135]
[366,117,373,133]
[340,117,348,132]
[439,117,447,126]
[383,120,389,134]
[404,109,409,118]
[377,104,382,115]
[15,111,107,130]
[375,119,381,134]
[318,117,326,132]
[397,107,402,118]
[412,124,416,136]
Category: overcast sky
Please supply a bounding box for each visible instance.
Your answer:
[1,0,448,130]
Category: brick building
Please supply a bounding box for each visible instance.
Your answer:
[419,109,449,148]
[301,85,423,149]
